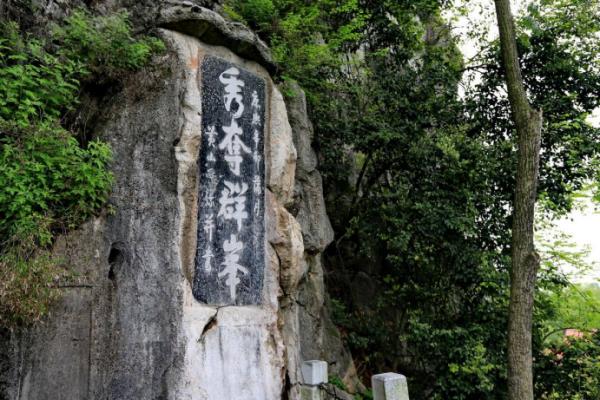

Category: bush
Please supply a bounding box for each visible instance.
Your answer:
[0,250,67,326]
[535,332,600,400]
[0,121,113,246]
[52,10,165,77]
[0,22,84,126]
[0,121,112,327]
[0,9,162,326]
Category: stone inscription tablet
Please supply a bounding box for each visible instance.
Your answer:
[193,56,266,305]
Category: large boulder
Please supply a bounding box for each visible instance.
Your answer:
[0,4,356,399]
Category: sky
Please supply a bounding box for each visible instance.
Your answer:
[552,194,600,283]
[447,0,600,284]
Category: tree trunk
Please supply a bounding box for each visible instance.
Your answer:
[493,1,543,400]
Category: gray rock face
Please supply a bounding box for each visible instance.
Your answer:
[0,5,356,400]
[145,30,288,400]
[157,1,277,74]
[285,83,334,253]
[2,50,185,399]
[322,384,356,400]
[27,0,276,74]
[281,82,360,396]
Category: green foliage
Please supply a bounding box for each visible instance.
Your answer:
[226,0,600,398]
[540,284,600,343]
[0,122,110,328]
[0,11,164,127]
[0,122,111,329]
[0,9,162,326]
[52,10,165,77]
[467,0,600,212]
[224,0,276,32]
[446,343,499,397]
[354,388,373,400]
[0,22,84,126]
[533,216,600,399]
[535,332,600,400]
[228,1,505,398]
[0,249,66,326]
[324,0,600,396]
[328,374,347,391]
[224,0,367,85]
[0,121,113,246]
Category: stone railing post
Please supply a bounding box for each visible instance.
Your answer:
[300,360,328,400]
[372,373,409,400]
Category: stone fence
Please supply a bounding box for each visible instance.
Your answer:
[300,360,410,400]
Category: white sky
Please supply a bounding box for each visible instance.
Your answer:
[446,0,600,284]
[553,197,600,283]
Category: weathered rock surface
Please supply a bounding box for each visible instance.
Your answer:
[166,29,290,399]
[0,4,356,400]
[268,88,297,207]
[285,83,334,253]
[157,1,277,74]
[26,0,276,73]
[322,384,355,400]
[282,82,360,396]
[2,48,185,399]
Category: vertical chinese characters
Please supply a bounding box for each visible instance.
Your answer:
[194,57,266,305]
[250,90,262,216]
[216,67,248,301]
[219,68,251,176]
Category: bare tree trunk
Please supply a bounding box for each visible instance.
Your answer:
[493,1,543,400]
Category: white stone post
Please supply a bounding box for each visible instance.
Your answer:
[301,360,328,386]
[300,360,328,400]
[372,373,409,400]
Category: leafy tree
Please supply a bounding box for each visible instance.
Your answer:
[226,0,600,398]
[493,0,542,398]
[540,284,600,342]
[469,0,600,213]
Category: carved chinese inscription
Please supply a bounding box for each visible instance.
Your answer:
[193,56,266,305]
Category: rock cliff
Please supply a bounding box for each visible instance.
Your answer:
[0,3,357,399]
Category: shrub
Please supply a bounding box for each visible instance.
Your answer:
[0,121,112,326]
[0,9,162,326]
[535,332,600,400]
[0,121,113,245]
[0,250,67,326]
[52,10,165,77]
[0,22,84,126]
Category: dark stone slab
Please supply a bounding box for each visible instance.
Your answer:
[193,56,266,305]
